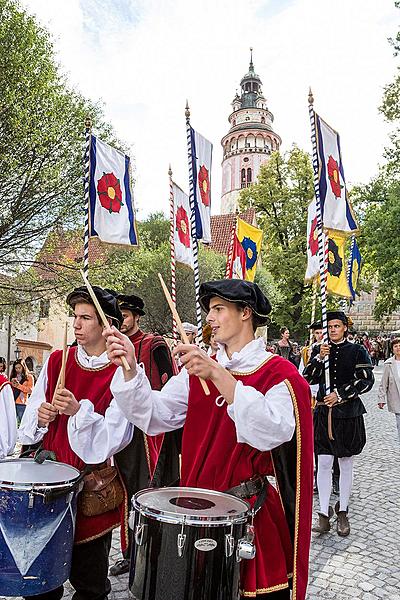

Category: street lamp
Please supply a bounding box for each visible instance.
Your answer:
[15,347,21,360]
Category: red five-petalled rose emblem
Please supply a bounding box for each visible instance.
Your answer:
[327,155,342,198]
[176,206,190,248]
[97,172,123,213]
[309,216,319,256]
[198,165,210,206]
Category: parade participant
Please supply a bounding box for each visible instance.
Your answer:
[109,293,181,577]
[202,323,219,356]
[377,337,400,444]
[181,321,197,344]
[19,286,133,600]
[275,327,299,367]
[0,356,7,374]
[299,321,323,375]
[10,359,34,423]
[304,311,374,537]
[105,280,313,600]
[0,373,17,459]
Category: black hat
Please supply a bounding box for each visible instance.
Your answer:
[66,286,124,329]
[199,280,271,325]
[326,311,348,326]
[117,294,145,316]
[309,321,323,331]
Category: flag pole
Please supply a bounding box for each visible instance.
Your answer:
[185,101,203,342]
[225,217,237,279]
[309,279,318,346]
[83,116,92,278]
[169,165,178,343]
[347,234,356,310]
[308,89,331,400]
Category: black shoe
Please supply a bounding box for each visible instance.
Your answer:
[109,558,130,576]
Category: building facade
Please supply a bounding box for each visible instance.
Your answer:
[221,50,281,214]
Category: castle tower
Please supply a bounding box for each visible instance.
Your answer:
[221,50,281,214]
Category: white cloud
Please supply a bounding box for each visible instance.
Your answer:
[22,0,398,217]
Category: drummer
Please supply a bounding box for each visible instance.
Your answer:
[103,279,313,600]
[19,286,133,600]
[0,370,17,459]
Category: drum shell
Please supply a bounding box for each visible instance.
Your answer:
[0,459,80,597]
[129,502,247,600]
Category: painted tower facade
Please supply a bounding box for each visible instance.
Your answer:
[221,51,281,214]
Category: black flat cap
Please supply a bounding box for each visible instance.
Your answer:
[199,280,271,325]
[309,321,323,330]
[66,286,123,329]
[117,294,145,316]
[326,311,348,326]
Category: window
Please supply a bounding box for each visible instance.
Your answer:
[241,167,252,188]
[247,168,252,185]
[241,168,246,189]
[261,116,265,124]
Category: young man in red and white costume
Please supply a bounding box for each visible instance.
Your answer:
[19,286,133,600]
[0,373,17,459]
[104,279,313,600]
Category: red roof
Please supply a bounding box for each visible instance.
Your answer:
[209,208,256,255]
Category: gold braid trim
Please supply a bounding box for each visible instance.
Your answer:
[74,347,112,372]
[240,579,290,596]
[228,354,278,376]
[142,432,152,474]
[74,522,119,545]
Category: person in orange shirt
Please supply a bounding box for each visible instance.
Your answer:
[10,359,34,423]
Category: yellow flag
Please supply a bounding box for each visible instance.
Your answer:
[236,218,263,282]
[326,232,352,298]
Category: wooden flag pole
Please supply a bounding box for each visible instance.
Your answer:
[51,322,69,404]
[158,273,210,396]
[80,270,131,372]
[225,217,237,279]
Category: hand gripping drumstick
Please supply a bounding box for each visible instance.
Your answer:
[80,270,131,372]
[158,273,210,396]
[51,321,68,404]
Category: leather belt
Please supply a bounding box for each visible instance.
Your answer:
[316,402,334,441]
[225,475,267,500]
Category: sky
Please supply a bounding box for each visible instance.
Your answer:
[22,0,399,219]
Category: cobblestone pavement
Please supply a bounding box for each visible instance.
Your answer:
[2,365,399,599]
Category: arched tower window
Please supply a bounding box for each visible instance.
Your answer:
[261,116,265,124]
[241,168,246,188]
[247,168,252,186]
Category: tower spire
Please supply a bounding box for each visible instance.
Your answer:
[249,47,254,71]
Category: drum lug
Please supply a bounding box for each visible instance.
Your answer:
[225,534,235,557]
[135,523,147,546]
[177,518,186,558]
[128,510,136,531]
[28,491,34,509]
[237,524,256,561]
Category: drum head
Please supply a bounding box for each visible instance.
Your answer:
[133,487,249,525]
[0,459,80,486]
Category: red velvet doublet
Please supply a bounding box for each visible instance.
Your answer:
[181,354,313,599]
[42,347,121,544]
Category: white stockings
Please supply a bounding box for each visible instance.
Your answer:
[317,454,354,516]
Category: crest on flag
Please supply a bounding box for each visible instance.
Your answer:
[315,114,358,235]
[89,135,138,246]
[347,237,362,302]
[172,183,194,269]
[305,199,322,282]
[190,127,212,243]
[326,232,352,298]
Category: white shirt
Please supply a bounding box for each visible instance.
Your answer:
[18,345,133,464]
[0,382,17,459]
[111,337,296,452]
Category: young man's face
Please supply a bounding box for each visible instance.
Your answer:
[314,328,324,343]
[73,302,104,348]
[328,319,347,343]
[121,310,140,336]
[207,297,249,345]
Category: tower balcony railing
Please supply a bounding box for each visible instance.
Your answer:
[223,147,272,159]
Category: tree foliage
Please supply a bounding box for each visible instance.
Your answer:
[0,0,118,264]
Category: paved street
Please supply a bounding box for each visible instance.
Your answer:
[1,365,399,599]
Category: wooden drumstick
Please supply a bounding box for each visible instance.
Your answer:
[80,270,131,372]
[158,273,210,396]
[52,322,68,404]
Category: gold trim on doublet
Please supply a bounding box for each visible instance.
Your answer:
[74,347,112,372]
[228,354,278,376]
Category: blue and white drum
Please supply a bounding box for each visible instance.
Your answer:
[130,487,250,600]
[0,458,81,597]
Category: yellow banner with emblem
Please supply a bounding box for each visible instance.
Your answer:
[236,218,263,282]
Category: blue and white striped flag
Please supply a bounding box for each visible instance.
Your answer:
[190,127,212,243]
[89,135,138,246]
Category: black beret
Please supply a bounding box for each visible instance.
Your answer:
[199,280,271,325]
[66,286,123,330]
[326,311,348,326]
[309,321,323,330]
[117,294,145,316]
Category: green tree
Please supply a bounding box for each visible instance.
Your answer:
[0,0,118,265]
[239,146,315,337]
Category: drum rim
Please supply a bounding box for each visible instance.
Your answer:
[0,458,81,490]
[132,486,250,526]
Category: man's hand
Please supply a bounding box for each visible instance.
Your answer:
[323,391,339,407]
[377,402,386,410]
[103,326,137,381]
[173,344,218,380]
[319,343,330,359]
[37,402,58,427]
[53,388,81,416]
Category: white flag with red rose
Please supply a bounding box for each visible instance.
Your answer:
[173,182,194,269]
[305,198,322,282]
[314,114,358,234]
[89,135,138,245]
[190,127,212,243]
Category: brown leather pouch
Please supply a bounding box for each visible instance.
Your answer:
[79,465,124,517]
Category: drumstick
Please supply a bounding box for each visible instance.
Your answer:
[158,273,210,396]
[51,322,68,404]
[80,270,131,372]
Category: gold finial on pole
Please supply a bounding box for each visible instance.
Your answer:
[185,100,190,121]
[308,87,314,106]
[168,164,172,178]
[85,115,92,130]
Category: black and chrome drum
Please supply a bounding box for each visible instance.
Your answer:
[129,487,250,600]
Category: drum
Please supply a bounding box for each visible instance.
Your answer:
[0,458,82,597]
[129,487,250,600]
